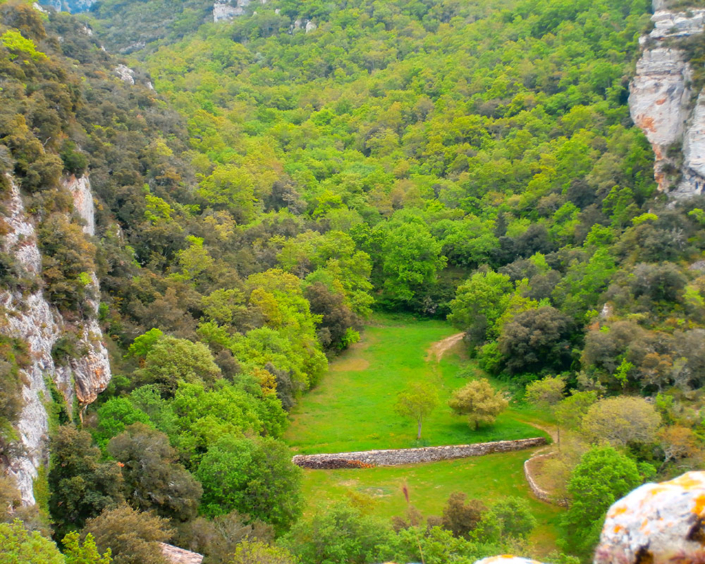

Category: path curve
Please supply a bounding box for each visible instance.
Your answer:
[426,332,465,362]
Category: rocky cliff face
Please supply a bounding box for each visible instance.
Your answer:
[630,2,705,198]
[2,175,111,505]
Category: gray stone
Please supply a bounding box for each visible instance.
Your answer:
[293,437,546,469]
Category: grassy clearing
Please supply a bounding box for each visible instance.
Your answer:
[284,314,548,454]
[300,449,564,556]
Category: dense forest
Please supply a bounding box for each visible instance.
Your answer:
[1,0,705,561]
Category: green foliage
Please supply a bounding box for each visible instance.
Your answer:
[448,270,512,347]
[94,398,153,448]
[196,435,303,531]
[48,426,123,538]
[490,497,537,540]
[0,29,45,60]
[136,336,222,396]
[126,329,163,360]
[230,540,297,564]
[0,520,64,564]
[172,378,285,457]
[62,531,113,564]
[108,423,202,522]
[0,336,29,444]
[525,375,566,408]
[394,381,440,440]
[561,446,641,556]
[448,378,508,430]
[83,505,173,564]
[281,501,391,564]
[440,492,487,539]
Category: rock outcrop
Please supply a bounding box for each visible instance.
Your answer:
[475,471,705,564]
[595,471,705,564]
[213,0,268,22]
[630,2,705,198]
[1,175,111,505]
[38,0,97,13]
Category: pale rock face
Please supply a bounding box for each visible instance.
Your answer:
[648,9,705,41]
[114,64,135,85]
[213,0,245,22]
[305,20,317,33]
[65,175,95,236]
[38,0,97,12]
[629,0,705,197]
[595,472,705,564]
[676,91,705,198]
[2,175,111,505]
[629,48,691,155]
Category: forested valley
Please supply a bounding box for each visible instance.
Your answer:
[1,0,705,561]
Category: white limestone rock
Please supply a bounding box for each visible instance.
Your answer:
[2,175,111,505]
[649,9,705,41]
[65,175,95,236]
[595,472,705,564]
[629,48,692,191]
[675,91,705,198]
[114,64,135,85]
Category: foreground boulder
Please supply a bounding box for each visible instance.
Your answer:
[595,471,705,564]
[476,471,705,564]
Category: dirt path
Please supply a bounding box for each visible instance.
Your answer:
[426,332,465,362]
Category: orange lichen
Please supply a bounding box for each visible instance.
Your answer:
[692,494,705,517]
[671,474,705,491]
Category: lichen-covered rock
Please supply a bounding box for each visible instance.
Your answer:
[594,471,705,564]
[475,556,544,564]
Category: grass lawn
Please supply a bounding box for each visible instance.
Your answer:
[300,449,564,557]
[284,313,549,454]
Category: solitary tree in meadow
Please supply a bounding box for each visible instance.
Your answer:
[448,379,508,430]
[394,382,439,440]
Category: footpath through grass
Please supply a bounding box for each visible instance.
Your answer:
[284,313,548,454]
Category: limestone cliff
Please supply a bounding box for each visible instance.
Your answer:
[2,175,111,505]
[630,2,705,198]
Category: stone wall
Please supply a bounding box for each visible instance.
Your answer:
[523,453,568,507]
[293,437,546,469]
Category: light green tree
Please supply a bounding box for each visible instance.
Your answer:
[448,379,508,430]
[394,382,440,440]
[448,270,513,347]
[0,520,64,564]
[561,446,641,556]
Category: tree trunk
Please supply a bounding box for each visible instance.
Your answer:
[417,419,422,440]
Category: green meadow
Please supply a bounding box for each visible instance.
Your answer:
[284,315,563,554]
[284,314,548,454]
[300,451,563,556]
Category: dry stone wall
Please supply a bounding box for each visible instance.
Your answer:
[523,453,569,507]
[293,437,546,469]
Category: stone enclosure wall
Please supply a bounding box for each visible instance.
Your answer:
[523,453,569,507]
[292,437,546,469]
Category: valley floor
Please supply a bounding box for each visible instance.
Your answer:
[284,314,563,555]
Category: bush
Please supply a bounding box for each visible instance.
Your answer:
[83,505,173,564]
